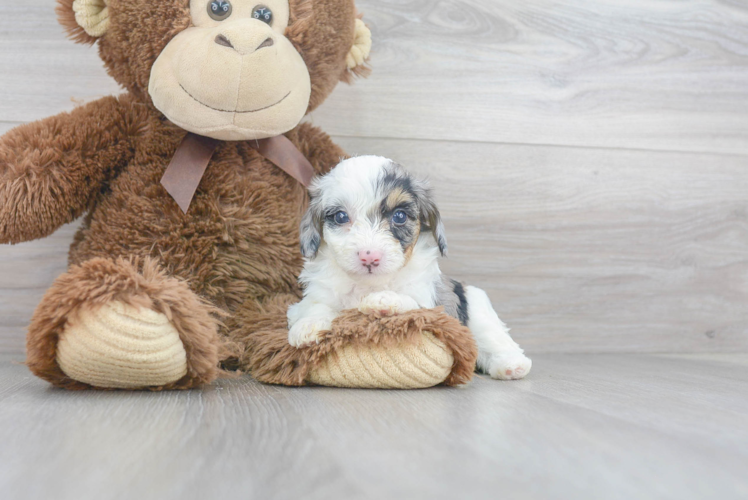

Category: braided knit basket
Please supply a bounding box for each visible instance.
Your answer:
[231,295,478,389]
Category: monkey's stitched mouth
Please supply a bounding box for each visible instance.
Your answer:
[179,84,291,113]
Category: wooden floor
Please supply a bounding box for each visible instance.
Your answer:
[1,352,747,500]
[2,1,748,498]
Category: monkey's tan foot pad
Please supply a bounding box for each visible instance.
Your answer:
[56,301,188,389]
[308,331,454,389]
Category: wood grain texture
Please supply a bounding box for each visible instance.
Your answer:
[1,352,747,500]
[1,1,748,354]
[312,0,748,154]
[0,223,78,354]
[2,137,748,354]
[336,137,748,353]
[1,3,747,498]
[3,1,748,153]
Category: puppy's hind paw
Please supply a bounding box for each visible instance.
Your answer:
[288,316,333,347]
[487,352,532,380]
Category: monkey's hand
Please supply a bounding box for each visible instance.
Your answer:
[0,95,135,244]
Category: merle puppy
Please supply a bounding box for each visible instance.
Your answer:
[287,156,531,380]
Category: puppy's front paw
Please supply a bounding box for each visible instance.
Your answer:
[288,316,333,347]
[487,352,532,380]
[358,291,419,316]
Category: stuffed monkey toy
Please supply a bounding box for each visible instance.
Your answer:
[0,0,477,390]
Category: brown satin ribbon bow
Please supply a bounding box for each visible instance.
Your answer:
[160,132,315,214]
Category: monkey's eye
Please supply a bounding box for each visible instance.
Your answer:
[252,6,273,24]
[333,211,350,225]
[208,0,232,21]
[392,210,407,225]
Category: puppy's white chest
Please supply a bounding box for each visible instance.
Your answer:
[339,282,393,309]
[338,274,436,311]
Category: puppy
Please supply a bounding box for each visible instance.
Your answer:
[287,156,532,380]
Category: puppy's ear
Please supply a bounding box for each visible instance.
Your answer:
[300,188,324,259]
[414,180,448,257]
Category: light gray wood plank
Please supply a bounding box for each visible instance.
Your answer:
[513,353,748,449]
[2,1,748,154]
[0,222,80,354]
[0,1,120,124]
[2,138,747,354]
[331,136,748,353]
[1,353,747,500]
[0,122,22,135]
[288,354,748,500]
[312,0,748,154]
[0,357,369,500]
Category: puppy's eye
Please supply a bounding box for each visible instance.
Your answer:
[392,210,407,225]
[208,0,232,20]
[252,5,273,24]
[333,211,350,224]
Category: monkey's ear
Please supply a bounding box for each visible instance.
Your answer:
[57,0,110,45]
[342,18,372,82]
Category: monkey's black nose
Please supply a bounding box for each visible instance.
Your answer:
[214,34,234,48]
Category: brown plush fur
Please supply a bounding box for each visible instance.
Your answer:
[0,95,144,244]
[2,0,470,390]
[228,296,477,387]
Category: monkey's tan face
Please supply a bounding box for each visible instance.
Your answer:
[148,0,312,141]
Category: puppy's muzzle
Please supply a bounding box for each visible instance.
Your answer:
[359,249,382,273]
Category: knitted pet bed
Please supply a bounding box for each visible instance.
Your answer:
[229,295,478,389]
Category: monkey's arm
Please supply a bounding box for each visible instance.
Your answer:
[0,95,138,244]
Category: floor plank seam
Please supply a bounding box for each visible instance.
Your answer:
[325,132,748,159]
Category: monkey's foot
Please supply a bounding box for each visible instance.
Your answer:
[27,257,223,390]
[57,301,188,389]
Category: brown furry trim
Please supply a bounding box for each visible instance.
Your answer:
[56,0,98,45]
[286,122,348,176]
[26,257,230,390]
[286,0,314,44]
[340,61,372,84]
[97,0,192,102]
[286,0,359,113]
[229,295,477,387]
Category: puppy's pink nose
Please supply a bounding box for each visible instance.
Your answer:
[359,249,382,268]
